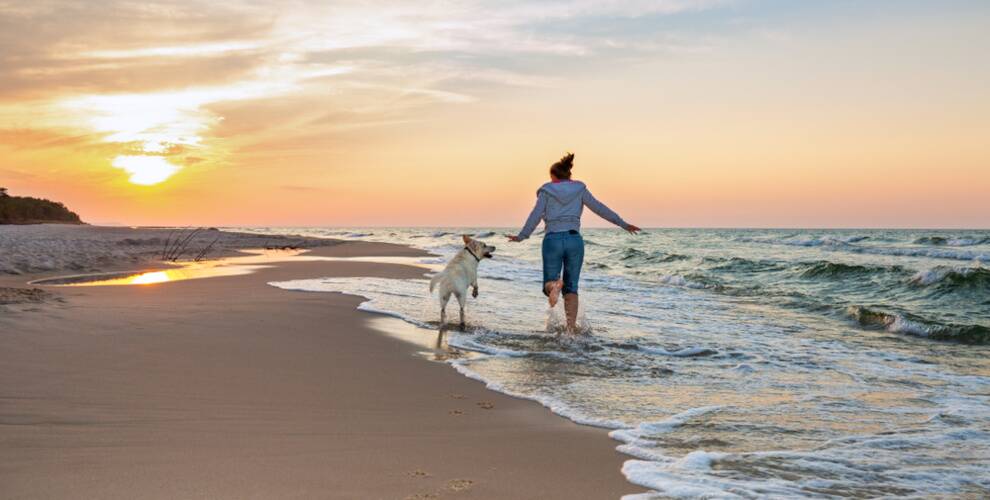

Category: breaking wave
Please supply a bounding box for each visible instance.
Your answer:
[742,237,990,262]
[656,273,723,290]
[616,248,691,264]
[909,266,990,290]
[914,236,990,246]
[797,260,904,279]
[846,305,989,344]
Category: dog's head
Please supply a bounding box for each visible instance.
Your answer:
[462,234,495,259]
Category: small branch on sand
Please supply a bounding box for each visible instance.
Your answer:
[161,229,177,260]
[194,235,222,262]
[160,227,205,262]
[162,227,190,261]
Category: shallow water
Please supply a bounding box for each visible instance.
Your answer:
[29,249,426,287]
[258,227,989,498]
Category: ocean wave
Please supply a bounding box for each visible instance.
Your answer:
[909,266,990,289]
[740,235,869,247]
[797,260,904,279]
[616,248,691,264]
[637,346,718,357]
[855,245,990,263]
[473,231,496,238]
[845,305,989,344]
[656,273,722,290]
[610,406,724,446]
[704,256,786,273]
[914,236,990,246]
[743,237,990,262]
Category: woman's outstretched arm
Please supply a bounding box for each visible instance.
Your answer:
[582,189,640,233]
[508,192,548,241]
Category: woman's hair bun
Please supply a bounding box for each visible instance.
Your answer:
[550,152,575,179]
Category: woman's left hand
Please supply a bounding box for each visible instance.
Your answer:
[505,234,521,242]
[625,224,642,234]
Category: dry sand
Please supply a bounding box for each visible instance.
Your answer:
[0,236,638,499]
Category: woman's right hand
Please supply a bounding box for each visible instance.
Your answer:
[625,224,642,234]
[505,234,521,242]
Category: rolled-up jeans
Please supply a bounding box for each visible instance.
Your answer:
[542,230,584,295]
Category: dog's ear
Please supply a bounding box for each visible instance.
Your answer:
[461,234,472,245]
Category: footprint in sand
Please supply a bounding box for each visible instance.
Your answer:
[449,393,467,400]
[476,401,494,410]
[404,493,438,500]
[407,470,432,478]
[448,409,464,416]
[446,479,475,492]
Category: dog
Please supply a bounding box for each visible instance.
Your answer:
[429,235,496,329]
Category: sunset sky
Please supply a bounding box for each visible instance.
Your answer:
[1,0,988,228]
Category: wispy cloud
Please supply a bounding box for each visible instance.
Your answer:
[0,0,731,184]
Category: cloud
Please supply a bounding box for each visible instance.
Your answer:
[0,0,732,184]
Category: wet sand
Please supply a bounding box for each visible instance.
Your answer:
[0,241,638,499]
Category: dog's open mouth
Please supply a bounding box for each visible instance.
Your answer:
[484,252,493,258]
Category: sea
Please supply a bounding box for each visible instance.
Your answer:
[249,227,989,498]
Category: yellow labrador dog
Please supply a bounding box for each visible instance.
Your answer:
[429,235,496,329]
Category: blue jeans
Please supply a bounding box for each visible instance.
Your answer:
[542,230,584,295]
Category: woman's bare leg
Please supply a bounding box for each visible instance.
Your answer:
[563,293,579,333]
[545,279,563,307]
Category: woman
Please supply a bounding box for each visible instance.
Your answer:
[507,153,640,334]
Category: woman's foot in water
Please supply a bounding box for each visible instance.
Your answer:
[546,279,563,307]
[563,293,579,334]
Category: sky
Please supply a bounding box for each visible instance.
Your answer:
[1,0,988,228]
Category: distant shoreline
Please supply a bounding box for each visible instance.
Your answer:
[0,220,87,225]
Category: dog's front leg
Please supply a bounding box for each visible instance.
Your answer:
[471,278,479,298]
[456,293,466,330]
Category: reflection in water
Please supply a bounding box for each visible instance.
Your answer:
[128,271,171,285]
[34,262,266,287]
[365,316,474,363]
[29,249,430,287]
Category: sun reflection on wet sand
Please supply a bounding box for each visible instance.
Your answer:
[29,249,431,287]
[128,271,171,285]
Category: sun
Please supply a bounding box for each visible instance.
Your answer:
[112,155,181,185]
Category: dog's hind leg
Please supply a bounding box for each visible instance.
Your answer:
[440,292,451,328]
[455,292,466,330]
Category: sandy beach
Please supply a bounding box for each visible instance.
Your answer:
[0,226,637,499]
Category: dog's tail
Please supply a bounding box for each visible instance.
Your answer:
[429,272,444,294]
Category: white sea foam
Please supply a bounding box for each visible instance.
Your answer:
[656,274,713,289]
[637,346,718,357]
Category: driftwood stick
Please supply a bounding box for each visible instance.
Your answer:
[165,227,189,261]
[169,228,203,261]
[194,235,222,262]
[161,229,177,260]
